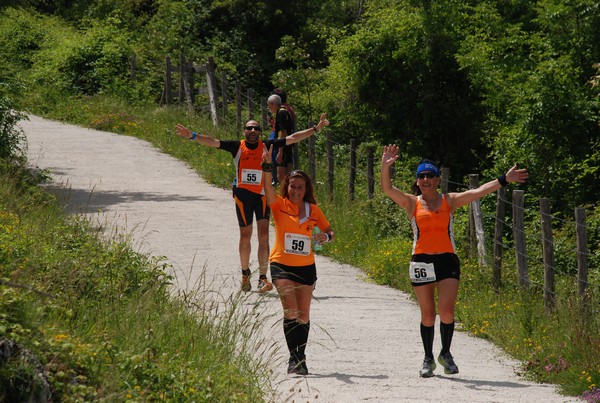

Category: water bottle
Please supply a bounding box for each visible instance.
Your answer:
[312,226,323,251]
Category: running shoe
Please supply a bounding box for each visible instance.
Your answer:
[241,274,251,292]
[287,357,308,375]
[297,359,309,376]
[287,357,300,374]
[437,352,459,374]
[419,356,436,378]
[258,278,273,293]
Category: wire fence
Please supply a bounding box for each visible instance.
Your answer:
[164,54,598,311]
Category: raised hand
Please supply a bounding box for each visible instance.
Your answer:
[316,113,330,131]
[175,124,193,139]
[506,164,529,183]
[382,144,399,166]
[262,144,273,164]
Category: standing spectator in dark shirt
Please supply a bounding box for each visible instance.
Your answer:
[268,94,295,184]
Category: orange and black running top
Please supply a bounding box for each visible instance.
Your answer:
[219,138,286,195]
[269,196,330,267]
[233,140,265,194]
[411,194,456,255]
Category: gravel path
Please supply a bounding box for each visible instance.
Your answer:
[21,114,579,402]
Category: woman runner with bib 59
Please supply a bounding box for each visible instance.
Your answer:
[380,144,528,378]
[261,142,334,376]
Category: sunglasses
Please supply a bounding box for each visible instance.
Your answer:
[289,170,308,178]
[245,125,261,131]
[417,172,437,179]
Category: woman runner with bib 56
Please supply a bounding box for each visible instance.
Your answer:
[380,144,528,378]
[261,142,334,376]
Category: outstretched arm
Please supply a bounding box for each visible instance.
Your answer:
[175,124,220,148]
[285,113,330,145]
[262,145,277,206]
[449,164,529,210]
[380,144,415,213]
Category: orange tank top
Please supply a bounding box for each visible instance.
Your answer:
[269,196,330,266]
[411,194,456,255]
[234,140,265,194]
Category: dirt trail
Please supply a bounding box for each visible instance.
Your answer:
[21,114,579,402]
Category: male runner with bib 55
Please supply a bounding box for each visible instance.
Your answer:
[175,113,329,293]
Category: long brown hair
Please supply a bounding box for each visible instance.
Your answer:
[280,170,317,204]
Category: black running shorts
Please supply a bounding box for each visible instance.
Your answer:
[409,253,460,287]
[270,262,317,286]
[232,186,270,227]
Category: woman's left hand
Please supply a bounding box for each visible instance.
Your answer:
[506,164,529,183]
[262,144,273,164]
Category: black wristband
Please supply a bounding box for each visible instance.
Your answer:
[313,124,319,133]
[261,162,273,172]
[498,174,509,187]
[324,232,331,243]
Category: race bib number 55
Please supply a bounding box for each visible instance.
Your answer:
[240,169,262,185]
[409,261,436,283]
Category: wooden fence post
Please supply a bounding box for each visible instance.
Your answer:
[366,146,374,199]
[441,167,449,194]
[247,88,255,119]
[575,208,589,301]
[220,70,228,123]
[188,58,195,104]
[180,55,194,114]
[308,129,316,184]
[540,198,555,309]
[130,53,137,82]
[492,187,506,291]
[235,81,242,131]
[179,52,186,105]
[469,174,487,266]
[164,56,172,105]
[260,97,268,132]
[205,57,218,126]
[348,139,357,201]
[512,190,529,289]
[326,130,334,202]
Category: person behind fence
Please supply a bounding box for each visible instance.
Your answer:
[380,144,528,378]
[268,93,295,184]
[260,144,334,376]
[174,114,329,293]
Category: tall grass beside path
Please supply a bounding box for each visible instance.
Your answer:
[20,94,600,401]
[0,161,273,401]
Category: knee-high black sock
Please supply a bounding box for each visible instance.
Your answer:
[440,321,455,355]
[420,323,435,359]
[296,321,310,360]
[283,318,297,357]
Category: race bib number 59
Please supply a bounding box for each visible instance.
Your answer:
[284,233,311,256]
[409,261,436,283]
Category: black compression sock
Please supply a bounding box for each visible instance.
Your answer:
[440,321,455,355]
[420,323,435,359]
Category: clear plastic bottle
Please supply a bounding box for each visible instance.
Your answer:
[312,226,323,251]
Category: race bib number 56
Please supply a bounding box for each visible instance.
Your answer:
[409,261,436,283]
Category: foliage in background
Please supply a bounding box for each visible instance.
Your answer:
[0,59,273,402]
[1,0,599,399]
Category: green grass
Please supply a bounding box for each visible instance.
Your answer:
[0,161,275,401]
[17,93,600,401]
